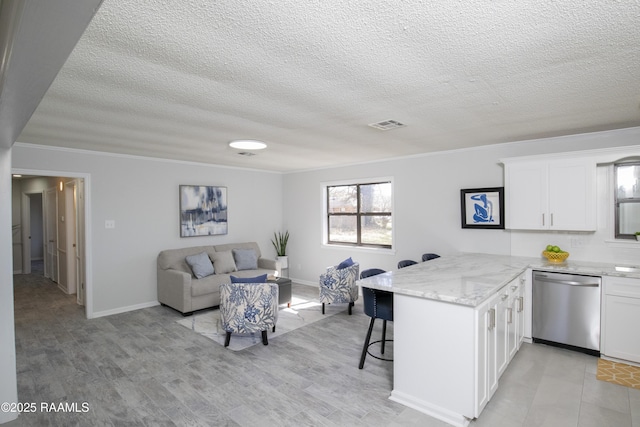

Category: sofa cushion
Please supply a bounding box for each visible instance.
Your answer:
[157,246,217,273]
[230,274,268,283]
[185,251,215,279]
[211,251,237,274]
[233,248,258,271]
[214,242,262,259]
[191,274,227,297]
[337,257,354,270]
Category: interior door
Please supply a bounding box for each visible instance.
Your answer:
[64,181,77,294]
[20,193,31,274]
[75,179,85,306]
[44,186,58,282]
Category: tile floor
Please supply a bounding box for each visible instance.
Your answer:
[5,272,640,426]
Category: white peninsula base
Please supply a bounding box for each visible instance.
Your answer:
[390,293,478,427]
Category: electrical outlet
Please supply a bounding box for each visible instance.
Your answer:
[105,220,116,229]
[570,238,585,247]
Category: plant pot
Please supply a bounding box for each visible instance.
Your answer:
[277,255,289,269]
[636,235,640,241]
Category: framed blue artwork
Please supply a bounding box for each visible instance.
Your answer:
[180,185,228,237]
[460,187,504,229]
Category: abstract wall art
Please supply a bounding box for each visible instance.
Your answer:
[179,185,228,237]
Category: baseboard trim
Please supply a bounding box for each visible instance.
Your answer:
[91,301,160,319]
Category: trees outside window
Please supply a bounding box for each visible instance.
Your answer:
[327,181,392,248]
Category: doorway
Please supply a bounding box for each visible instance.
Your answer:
[12,170,92,318]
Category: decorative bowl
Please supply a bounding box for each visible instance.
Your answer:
[542,250,570,263]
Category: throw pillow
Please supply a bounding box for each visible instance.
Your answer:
[232,248,258,271]
[230,274,269,283]
[210,251,237,274]
[185,252,215,279]
[337,257,354,270]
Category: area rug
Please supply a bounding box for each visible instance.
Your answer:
[176,295,344,351]
[596,358,640,390]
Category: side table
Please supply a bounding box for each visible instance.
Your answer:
[269,277,292,307]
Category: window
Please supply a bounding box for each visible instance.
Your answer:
[326,181,392,248]
[614,162,640,239]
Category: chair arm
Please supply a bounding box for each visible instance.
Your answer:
[157,269,192,313]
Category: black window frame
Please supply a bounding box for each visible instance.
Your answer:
[614,161,640,239]
[326,181,392,249]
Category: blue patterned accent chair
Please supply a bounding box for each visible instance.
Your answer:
[219,282,279,347]
[319,261,359,315]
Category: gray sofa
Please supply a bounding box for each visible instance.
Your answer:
[157,242,279,315]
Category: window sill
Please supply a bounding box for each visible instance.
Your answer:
[321,243,396,255]
[604,239,640,248]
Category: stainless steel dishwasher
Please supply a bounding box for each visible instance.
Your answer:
[532,270,601,356]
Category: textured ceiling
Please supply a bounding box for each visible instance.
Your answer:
[17,0,640,172]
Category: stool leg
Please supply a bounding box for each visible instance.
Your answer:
[381,319,387,354]
[224,331,231,347]
[322,303,325,314]
[359,318,376,369]
[261,330,268,345]
[348,301,354,315]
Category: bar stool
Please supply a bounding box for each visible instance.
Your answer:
[359,269,393,369]
[422,253,440,262]
[397,259,417,269]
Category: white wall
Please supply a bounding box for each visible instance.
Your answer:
[283,127,640,285]
[12,144,284,317]
[0,146,18,424]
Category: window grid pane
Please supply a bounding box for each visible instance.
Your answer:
[327,181,392,249]
[615,162,640,239]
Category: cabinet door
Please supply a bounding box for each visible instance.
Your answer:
[475,302,490,415]
[516,279,525,348]
[505,163,547,230]
[496,289,510,378]
[602,295,640,364]
[548,161,596,231]
[507,289,518,360]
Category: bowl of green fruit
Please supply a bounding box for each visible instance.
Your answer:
[542,245,569,263]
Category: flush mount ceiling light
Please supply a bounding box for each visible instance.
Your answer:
[229,140,267,150]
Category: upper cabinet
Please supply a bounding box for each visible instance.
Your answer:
[504,158,597,231]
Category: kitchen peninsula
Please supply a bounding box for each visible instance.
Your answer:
[356,253,640,427]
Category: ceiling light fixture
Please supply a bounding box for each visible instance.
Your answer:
[229,140,267,150]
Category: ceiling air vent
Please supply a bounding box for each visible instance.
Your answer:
[368,120,406,131]
[237,151,256,157]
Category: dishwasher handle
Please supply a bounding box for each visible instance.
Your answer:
[534,273,600,287]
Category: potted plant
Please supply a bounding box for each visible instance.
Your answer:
[272,231,290,269]
[635,231,640,241]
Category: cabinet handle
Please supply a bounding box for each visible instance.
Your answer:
[488,308,496,330]
[542,213,545,226]
[507,307,513,324]
[551,213,554,227]
[518,296,524,312]
[511,285,518,291]
[501,294,509,301]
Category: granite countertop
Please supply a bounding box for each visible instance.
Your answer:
[356,253,640,308]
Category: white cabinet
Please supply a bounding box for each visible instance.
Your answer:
[495,286,509,377]
[475,275,526,417]
[504,158,596,231]
[475,297,491,414]
[601,276,640,364]
[507,275,526,361]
